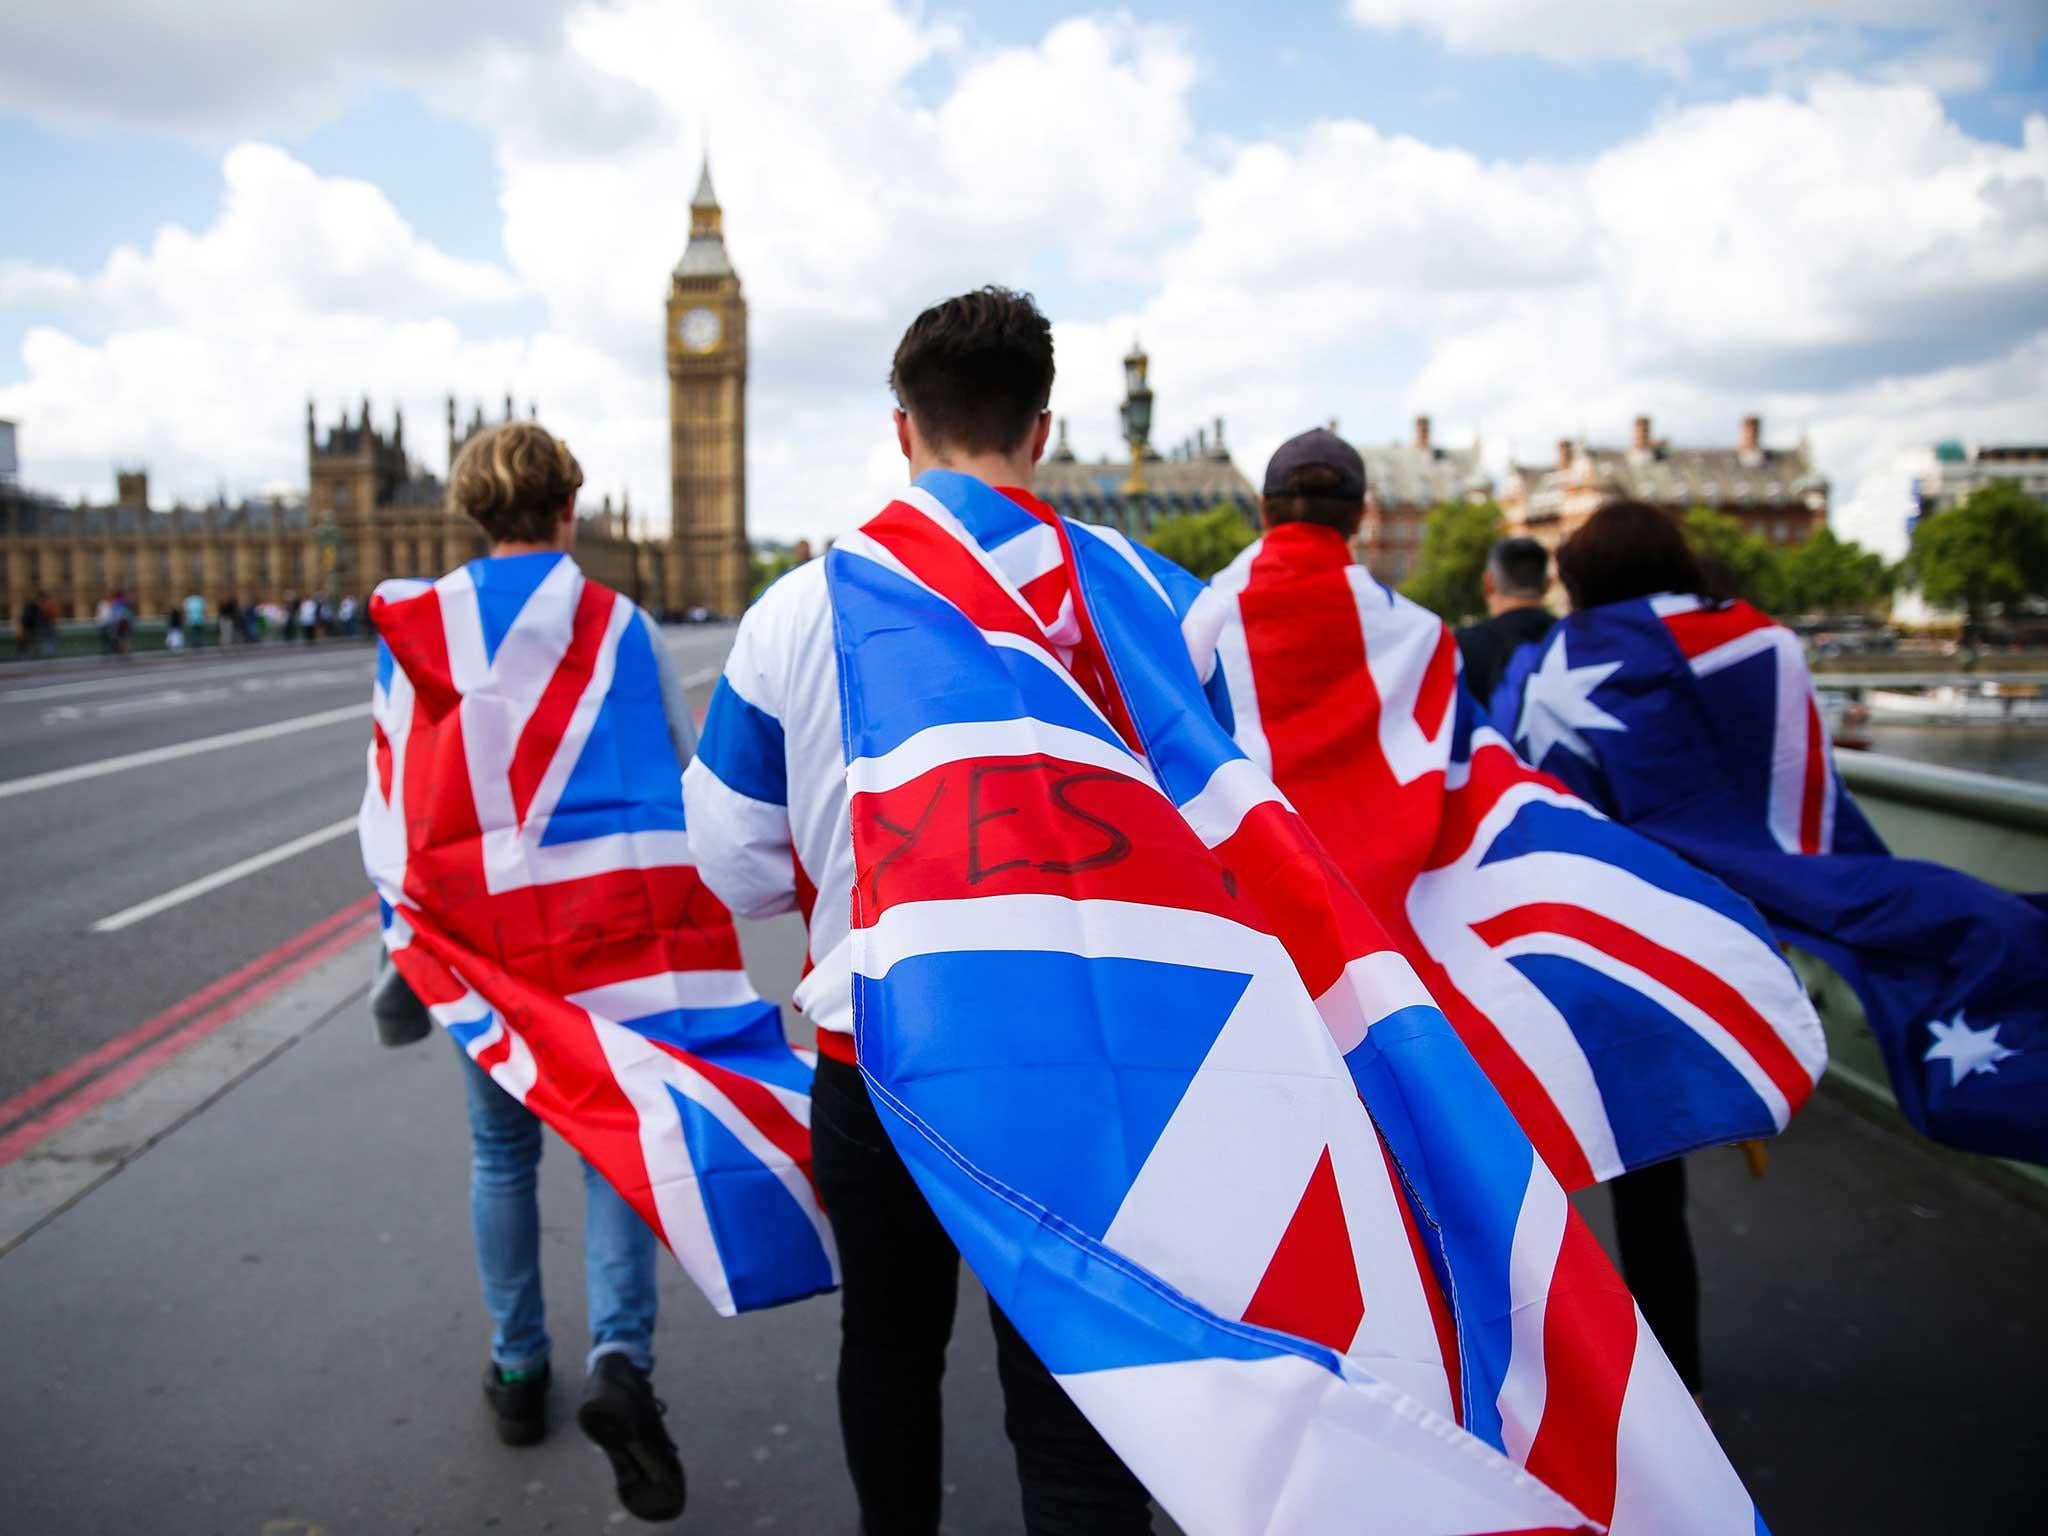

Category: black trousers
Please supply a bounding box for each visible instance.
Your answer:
[1609,1157,1702,1393]
[811,1053,1154,1536]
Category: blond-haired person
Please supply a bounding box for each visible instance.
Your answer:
[371,422,691,1521]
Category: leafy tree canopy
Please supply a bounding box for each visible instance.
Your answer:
[1145,502,1256,581]
[1906,479,2048,630]
[1779,526,1894,614]
[1401,500,1504,625]
[1682,506,1787,612]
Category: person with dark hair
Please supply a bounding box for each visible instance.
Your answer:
[1454,537,1554,703]
[686,286,1161,1535]
[1494,499,1721,1405]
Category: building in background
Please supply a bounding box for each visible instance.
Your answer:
[0,402,663,625]
[665,156,750,616]
[1036,341,1255,535]
[1502,414,1828,564]
[1354,416,1492,586]
[1911,441,2048,540]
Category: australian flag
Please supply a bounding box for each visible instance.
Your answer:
[825,471,1766,1535]
[1496,593,2048,1164]
[359,552,837,1316]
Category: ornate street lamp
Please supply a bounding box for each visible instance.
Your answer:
[1119,339,1153,535]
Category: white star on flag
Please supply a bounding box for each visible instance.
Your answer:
[1515,632,1628,765]
[1923,1011,2019,1088]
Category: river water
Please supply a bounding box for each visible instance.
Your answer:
[1861,723,2048,785]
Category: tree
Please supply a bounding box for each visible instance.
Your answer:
[749,547,803,602]
[1145,502,1255,581]
[1778,526,1893,615]
[1906,480,2048,637]
[1682,506,1787,613]
[1400,500,1503,625]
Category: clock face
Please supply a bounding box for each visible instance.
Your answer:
[679,306,722,354]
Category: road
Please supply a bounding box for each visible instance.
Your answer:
[0,630,737,1107]
[0,631,2044,1532]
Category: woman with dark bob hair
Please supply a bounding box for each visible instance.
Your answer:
[1548,500,1712,1405]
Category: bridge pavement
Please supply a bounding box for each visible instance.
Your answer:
[0,637,2043,1533]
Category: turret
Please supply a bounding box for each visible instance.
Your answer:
[674,151,735,279]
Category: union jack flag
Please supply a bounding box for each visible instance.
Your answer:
[827,471,1764,1534]
[1497,593,2048,1166]
[359,553,837,1316]
[1212,530,1826,1189]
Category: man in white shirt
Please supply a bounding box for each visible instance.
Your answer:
[684,288,1158,1535]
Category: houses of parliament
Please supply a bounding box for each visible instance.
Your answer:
[0,160,751,624]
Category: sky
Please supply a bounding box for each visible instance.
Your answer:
[1,0,2044,558]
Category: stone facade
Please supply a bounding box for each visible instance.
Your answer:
[664,158,750,616]
[1,398,665,624]
[1353,416,1493,586]
[1501,414,1828,572]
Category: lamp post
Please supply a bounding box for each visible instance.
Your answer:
[1119,340,1153,537]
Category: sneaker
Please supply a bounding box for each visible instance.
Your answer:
[482,1360,550,1447]
[576,1353,686,1522]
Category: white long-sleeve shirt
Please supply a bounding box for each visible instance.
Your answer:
[682,507,1231,1056]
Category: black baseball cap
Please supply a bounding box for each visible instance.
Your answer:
[1262,427,1366,501]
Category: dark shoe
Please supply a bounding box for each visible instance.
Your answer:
[482,1360,550,1447]
[576,1353,686,1522]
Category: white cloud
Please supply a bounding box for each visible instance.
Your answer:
[1,5,2042,571]
[1341,1,2034,76]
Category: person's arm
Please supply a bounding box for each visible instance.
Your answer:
[681,599,800,920]
[632,602,700,768]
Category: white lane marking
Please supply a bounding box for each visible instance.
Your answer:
[90,815,361,934]
[0,703,369,801]
[0,655,372,705]
[43,687,233,723]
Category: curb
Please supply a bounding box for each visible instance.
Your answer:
[0,932,379,1258]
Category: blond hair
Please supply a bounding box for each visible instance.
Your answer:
[449,421,584,544]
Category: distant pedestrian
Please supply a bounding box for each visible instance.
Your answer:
[183,591,207,644]
[95,592,116,654]
[218,598,239,646]
[1454,536,1554,704]
[337,593,357,638]
[34,591,57,657]
[299,595,320,644]
[283,594,300,643]
[111,590,133,657]
[165,609,185,650]
[15,594,43,659]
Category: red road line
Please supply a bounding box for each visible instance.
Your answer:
[0,898,379,1164]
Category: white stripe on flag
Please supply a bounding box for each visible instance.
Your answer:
[569,969,767,1022]
[1494,1155,1567,1465]
[847,719,1154,798]
[1179,756,1289,848]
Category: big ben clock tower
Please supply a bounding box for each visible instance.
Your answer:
[665,155,749,615]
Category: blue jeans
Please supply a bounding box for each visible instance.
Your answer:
[456,1046,659,1375]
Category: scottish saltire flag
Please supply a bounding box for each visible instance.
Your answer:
[826,470,1764,1535]
[359,553,837,1315]
[1496,593,2048,1165]
[1211,527,1825,1189]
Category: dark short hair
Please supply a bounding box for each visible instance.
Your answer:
[889,286,1055,456]
[1487,536,1549,597]
[1263,464,1366,537]
[1556,500,1706,611]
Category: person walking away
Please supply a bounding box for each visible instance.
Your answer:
[218,597,238,646]
[95,592,115,654]
[685,288,1156,1536]
[364,421,688,1521]
[111,589,132,656]
[1455,536,1553,703]
[183,591,207,647]
[299,594,320,644]
[337,593,357,638]
[15,594,42,659]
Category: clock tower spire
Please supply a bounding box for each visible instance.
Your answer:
[665,149,748,615]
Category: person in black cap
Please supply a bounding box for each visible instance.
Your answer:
[1258,426,1369,542]
[1455,537,1554,705]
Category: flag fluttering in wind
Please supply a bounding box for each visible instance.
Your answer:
[360,553,837,1316]
[1211,526,1826,1188]
[1496,593,2048,1165]
[826,471,1765,1535]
